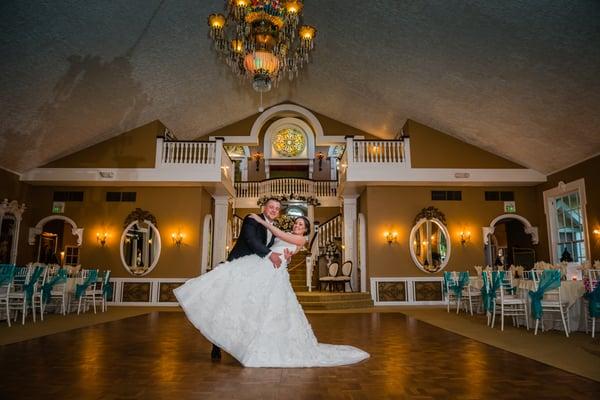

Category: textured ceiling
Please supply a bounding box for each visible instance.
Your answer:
[1,0,599,174]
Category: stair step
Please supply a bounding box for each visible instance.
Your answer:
[295,292,372,302]
[299,299,374,310]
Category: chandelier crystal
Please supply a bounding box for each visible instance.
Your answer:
[207,0,317,92]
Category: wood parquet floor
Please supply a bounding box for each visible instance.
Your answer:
[1,312,599,400]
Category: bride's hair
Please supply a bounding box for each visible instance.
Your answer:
[295,216,311,235]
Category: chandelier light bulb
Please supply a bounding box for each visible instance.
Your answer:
[207,0,316,92]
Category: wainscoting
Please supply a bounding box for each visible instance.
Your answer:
[108,278,186,306]
[370,277,444,306]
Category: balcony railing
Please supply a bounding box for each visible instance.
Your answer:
[160,140,216,165]
[235,178,338,199]
[351,139,405,163]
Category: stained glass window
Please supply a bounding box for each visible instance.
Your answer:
[273,128,306,157]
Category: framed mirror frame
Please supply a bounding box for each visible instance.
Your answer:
[0,199,26,265]
[409,207,452,274]
[120,219,161,276]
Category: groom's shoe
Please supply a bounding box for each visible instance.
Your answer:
[211,345,221,361]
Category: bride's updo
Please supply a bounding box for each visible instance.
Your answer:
[295,216,311,235]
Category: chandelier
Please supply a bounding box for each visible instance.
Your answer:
[207,0,317,93]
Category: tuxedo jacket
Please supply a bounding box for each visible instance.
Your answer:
[227,214,275,262]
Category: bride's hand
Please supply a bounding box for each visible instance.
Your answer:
[249,213,265,225]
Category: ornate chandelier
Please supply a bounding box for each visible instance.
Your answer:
[207,0,317,93]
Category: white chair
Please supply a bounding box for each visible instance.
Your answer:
[77,269,100,314]
[491,277,529,331]
[30,265,48,322]
[443,272,462,314]
[584,269,600,338]
[41,268,69,316]
[319,262,339,291]
[331,261,352,292]
[532,271,570,337]
[89,270,111,312]
[462,276,482,316]
[8,266,32,325]
[0,265,16,327]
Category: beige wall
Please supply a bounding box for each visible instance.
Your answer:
[196,103,376,141]
[0,168,29,202]
[18,186,213,278]
[363,186,540,280]
[405,120,525,169]
[535,154,600,262]
[42,120,164,169]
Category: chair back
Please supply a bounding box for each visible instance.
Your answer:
[586,269,600,292]
[327,263,339,277]
[0,264,17,288]
[340,261,352,277]
[12,266,31,290]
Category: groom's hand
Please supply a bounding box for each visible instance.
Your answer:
[269,252,282,269]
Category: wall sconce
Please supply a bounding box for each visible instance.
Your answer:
[171,231,185,247]
[384,231,398,245]
[316,151,324,171]
[459,230,471,246]
[252,152,263,171]
[593,228,600,236]
[96,232,108,247]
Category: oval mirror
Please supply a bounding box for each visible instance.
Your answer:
[409,218,451,273]
[120,220,161,276]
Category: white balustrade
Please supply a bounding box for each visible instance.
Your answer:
[161,141,216,165]
[234,179,338,199]
[352,140,404,163]
[318,214,342,249]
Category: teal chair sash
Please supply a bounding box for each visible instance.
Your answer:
[481,272,492,313]
[0,264,16,286]
[102,271,112,300]
[42,269,68,303]
[490,271,505,298]
[584,282,600,318]
[75,270,98,299]
[443,271,454,296]
[23,266,44,303]
[528,269,561,320]
[451,272,470,298]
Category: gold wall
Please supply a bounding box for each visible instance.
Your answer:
[42,120,164,168]
[535,154,600,261]
[406,120,525,169]
[362,186,540,279]
[17,185,213,278]
[0,168,29,202]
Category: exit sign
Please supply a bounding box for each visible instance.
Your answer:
[504,201,516,213]
[52,201,65,214]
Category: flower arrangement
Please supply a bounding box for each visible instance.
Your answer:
[257,194,321,207]
[274,214,295,232]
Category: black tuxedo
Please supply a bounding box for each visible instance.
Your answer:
[227,214,275,261]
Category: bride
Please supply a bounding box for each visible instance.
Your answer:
[174,214,369,368]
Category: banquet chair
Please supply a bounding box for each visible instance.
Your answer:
[584,269,600,338]
[444,272,469,314]
[91,270,111,312]
[8,266,33,325]
[31,264,49,322]
[331,261,352,292]
[25,265,47,323]
[76,269,100,314]
[531,270,570,337]
[491,276,529,331]
[462,276,482,316]
[0,265,17,327]
[319,262,339,291]
[41,268,69,316]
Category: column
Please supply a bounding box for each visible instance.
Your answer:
[342,195,358,291]
[212,195,230,267]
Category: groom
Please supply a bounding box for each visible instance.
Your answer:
[211,197,290,360]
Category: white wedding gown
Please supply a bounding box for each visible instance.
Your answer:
[174,238,369,368]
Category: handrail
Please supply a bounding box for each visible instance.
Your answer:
[236,178,338,184]
[352,138,405,142]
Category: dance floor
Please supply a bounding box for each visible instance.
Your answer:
[1,312,598,399]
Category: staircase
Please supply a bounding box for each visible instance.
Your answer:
[288,252,309,292]
[287,251,373,310]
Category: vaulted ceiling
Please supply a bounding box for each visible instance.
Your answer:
[1,1,599,174]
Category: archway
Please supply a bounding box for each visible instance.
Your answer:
[29,215,84,265]
[482,214,538,268]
